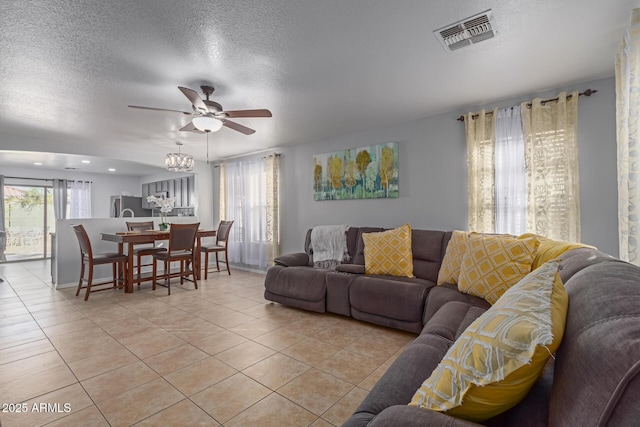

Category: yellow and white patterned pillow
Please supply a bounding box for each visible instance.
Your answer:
[363,224,414,278]
[517,233,595,270]
[437,230,469,285]
[457,234,539,304]
[410,260,568,422]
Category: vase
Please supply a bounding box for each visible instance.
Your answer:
[159,213,169,231]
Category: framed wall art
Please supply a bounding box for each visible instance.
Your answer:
[313,142,398,201]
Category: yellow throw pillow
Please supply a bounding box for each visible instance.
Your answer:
[363,224,414,278]
[457,234,539,304]
[517,233,596,270]
[437,230,469,285]
[410,260,568,422]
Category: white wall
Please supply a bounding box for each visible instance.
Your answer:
[273,76,619,257]
[1,166,142,218]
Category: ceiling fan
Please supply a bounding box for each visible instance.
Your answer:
[128,85,272,135]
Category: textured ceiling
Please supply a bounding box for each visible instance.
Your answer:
[0,0,636,174]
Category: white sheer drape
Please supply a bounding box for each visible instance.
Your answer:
[52,179,68,220]
[615,8,640,265]
[466,109,496,232]
[521,92,580,242]
[69,181,91,219]
[495,106,526,235]
[225,158,269,267]
[219,162,227,221]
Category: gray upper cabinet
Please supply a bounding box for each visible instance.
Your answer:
[142,174,196,209]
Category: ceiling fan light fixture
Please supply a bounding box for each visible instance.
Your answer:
[192,116,223,132]
[165,142,194,172]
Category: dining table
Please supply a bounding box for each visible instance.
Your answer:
[101,229,217,293]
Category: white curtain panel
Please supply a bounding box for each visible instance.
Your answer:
[521,92,580,242]
[615,8,640,265]
[466,109,497,233]
[224,158,269,267]
[52,179,68,220]
[69,180,92,219]
[495,106,527,235]
[218,162,227,221]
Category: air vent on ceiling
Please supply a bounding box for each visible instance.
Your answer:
[434,10,497,52]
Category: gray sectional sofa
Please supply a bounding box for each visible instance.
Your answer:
[263,228,640,425]
[265,227,458,333]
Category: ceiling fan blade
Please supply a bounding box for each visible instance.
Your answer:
[178,86,208,113]
[222,109,272,118]
[179,121,205,133]
[222,119,256,135]
[128,105,193,115]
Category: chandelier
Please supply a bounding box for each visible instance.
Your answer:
[165,142,194,172]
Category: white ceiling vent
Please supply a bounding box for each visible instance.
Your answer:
[434,10,497,52]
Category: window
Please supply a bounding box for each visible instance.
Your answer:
[220,155,279,268]
[467,92,580,241]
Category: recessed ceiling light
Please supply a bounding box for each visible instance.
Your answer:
[81,160,91,164]
[33,162,43,165]
[108,168,116,172]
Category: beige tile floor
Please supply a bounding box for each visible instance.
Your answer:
[0,261,415,426]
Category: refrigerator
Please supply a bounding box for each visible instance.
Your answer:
[110,196,152,218]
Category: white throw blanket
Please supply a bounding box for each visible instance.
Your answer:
[310,225,350,270]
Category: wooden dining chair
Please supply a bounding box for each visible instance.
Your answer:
[201,220,234,278]
[151,222,200,295]
[72,224,129,301]
[126,221,167,283]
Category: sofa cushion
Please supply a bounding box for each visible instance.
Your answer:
[273,252,311,267]
[423,284,491,325]
[335,264,365,274]
[363,224,414,277]
[411,229,451,282]
[457,234,539,304]
[548,260,640,427]
[419,301,487,344]
[410,260,568,422]
[353,227,385,265]
[437,230,469,285]
[349,275,434,323]
[264,265,327,302]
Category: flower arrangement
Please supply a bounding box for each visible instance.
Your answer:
[146,195,175,230]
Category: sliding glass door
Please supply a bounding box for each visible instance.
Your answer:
[2,185,55,262]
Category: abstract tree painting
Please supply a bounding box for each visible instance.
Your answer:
[312,142,398,200]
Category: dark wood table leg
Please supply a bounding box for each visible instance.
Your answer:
[195,236,202,280]
[126,242,134,293]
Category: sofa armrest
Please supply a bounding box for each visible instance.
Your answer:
[335,264,365,274]
[273,252,311,267]
[368,405,482,427]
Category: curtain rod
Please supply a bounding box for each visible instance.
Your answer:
[213,152,281,168]
[3,176,93,183]
[456,89,598,122]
